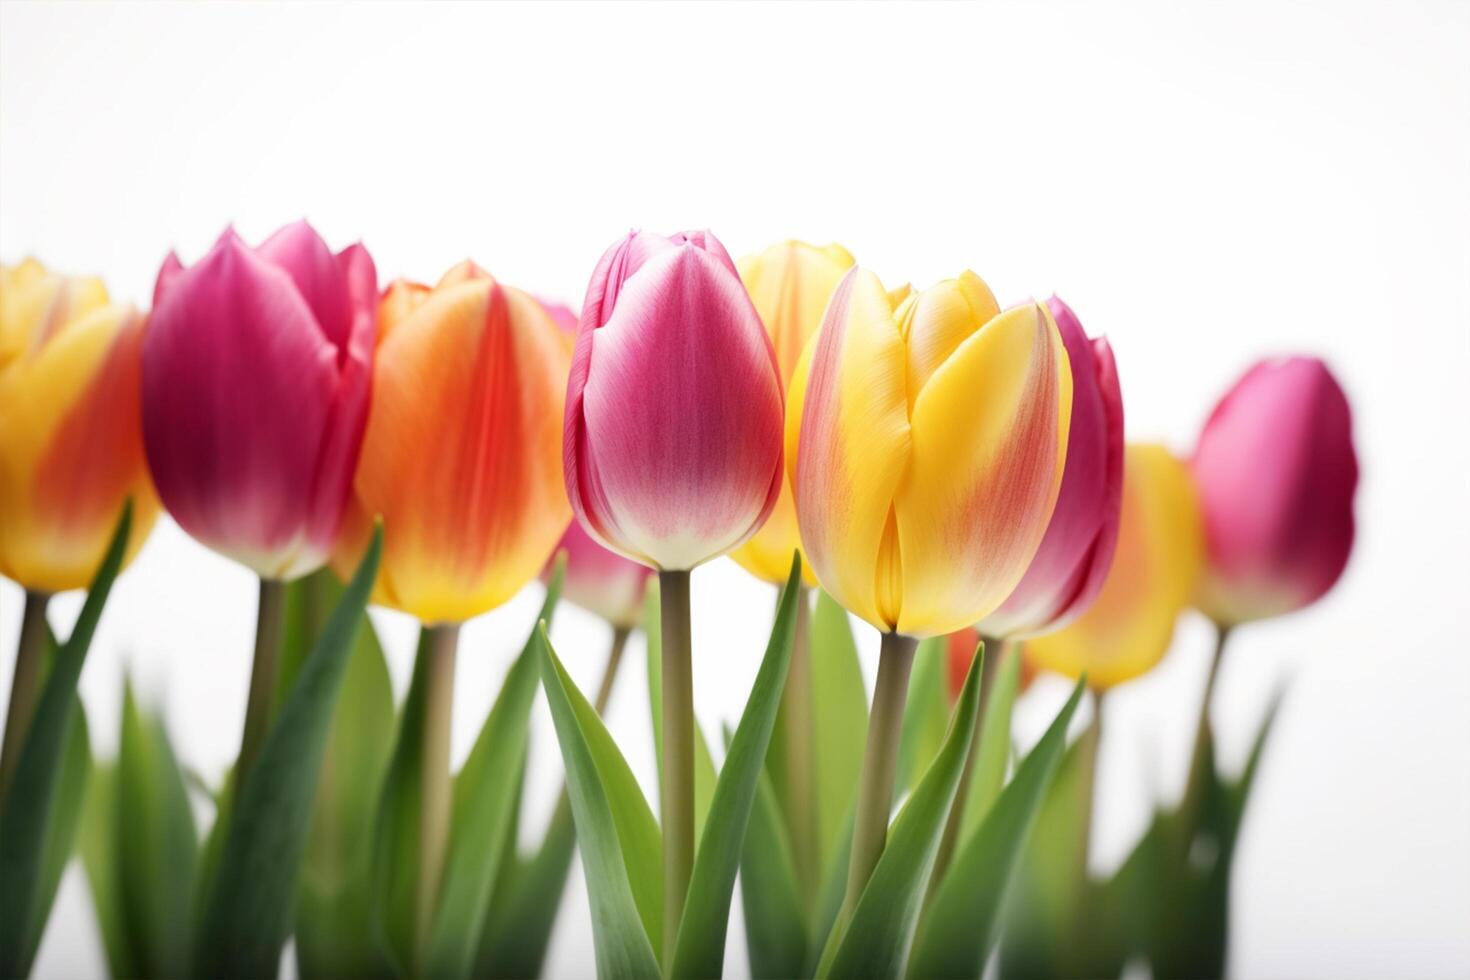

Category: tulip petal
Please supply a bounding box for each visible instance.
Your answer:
[900,271,999,405]
[573,244,783,570]
[256,220,354,352]
[790,267,912,630]
[895,302,1072,636]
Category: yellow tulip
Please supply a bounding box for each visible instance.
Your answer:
[1026,443,1205,689]
[729,240,855,585]
[0,260,159,592]
[787,268,1073,637]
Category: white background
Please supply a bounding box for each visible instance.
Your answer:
[3,2,1468,977]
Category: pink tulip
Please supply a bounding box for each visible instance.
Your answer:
[564,230,784,570]
[143,221,376,579]
[1192,356,1358,625]
[546,519,654,629]
[980,297,1124,638]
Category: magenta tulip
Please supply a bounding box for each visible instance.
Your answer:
[547,519,654,629]
[564,230,784,571]
[980,297,1124,638]
[143,221,376,579]
[1192,356,1358,625]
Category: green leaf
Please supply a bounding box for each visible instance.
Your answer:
[817,646,985,979]
[422,601,557,980]
[538,627,662,980]
[192,526,383,979]
[805,808,855,977]
[79,763,135,980]
[370,628,434,975]
[895,637,948,796]
[997,715,1101,980]
[959,644,1021,841]
[288,572,396,980]
[739,758,807,979]
[113,684,198,978]
[671,557,801,979]
[810,591,868,878]
[0,502,131,978]
[476,779,578,979]
[906,676,1086,980]
[644,582,718,839]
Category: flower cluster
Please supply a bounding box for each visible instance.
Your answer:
[0,224,1357,980]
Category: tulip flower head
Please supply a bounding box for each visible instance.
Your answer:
[788,268,1074,638]
[1192,357,1357,625]
[142,222,376,580]
[980,297,1124,638]
[729,240,855,585]
[0,260,159,591]
[546,519,654,630]
[336,262,572,624]
[1026,443,1205,689]
[564,230,785,571]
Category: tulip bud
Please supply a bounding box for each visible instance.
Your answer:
[1192,357,1357,625]
[142,222,376,580]
[546,519,654,630]
[980,297,1124,638]
[335,263,571,624]
[787,268,1073,637]
[1026,444,1205,689]
[0,261,160,591]
[565,230,784,571]
[728,240,855,585]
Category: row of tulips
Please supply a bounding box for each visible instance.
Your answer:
[0,222,1356,980]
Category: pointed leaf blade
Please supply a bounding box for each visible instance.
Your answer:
[538,628,662,980]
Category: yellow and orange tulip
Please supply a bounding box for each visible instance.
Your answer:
[729,240,855,585]
[0,260,159,592]
[1026,443,1205,689]
[787,268,1073,637]
[335,262,572,624]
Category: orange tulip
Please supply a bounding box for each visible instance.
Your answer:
[335,262,571,624]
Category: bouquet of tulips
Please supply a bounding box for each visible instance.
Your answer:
[0,224,1356,980]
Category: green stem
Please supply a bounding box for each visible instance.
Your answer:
[779,583,819,900]
[1077,692,1104,873]
[0,592,51,804]
[235,578,285,789]
[415,622,459,964]
[593,625,633,716]
[839,630,918,923]
[922,636,1005,914]
[658,568,694,969]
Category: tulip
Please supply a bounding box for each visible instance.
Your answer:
[335,263,572,624]
[144,221,376,579]
[337,261,571,958]
[0,260,159,591]
[548,518,653,632]
[729,240,855,585]
[565,229,784,963]
[1192,356,1357,626]
[0,259,160,796]
[565,230,784,571]
[787,266,1073,928]
[143,221,376,791]
[980,297,1124,639]
[1025,443,1205,689]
